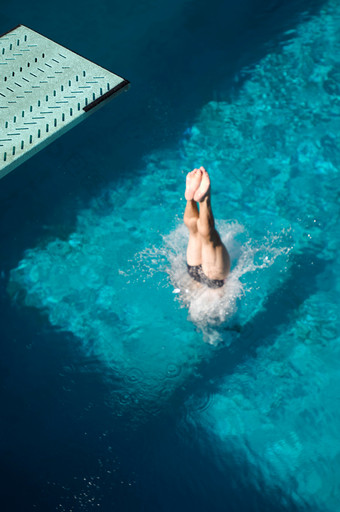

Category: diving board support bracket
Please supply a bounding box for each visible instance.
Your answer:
[0,25,130,179]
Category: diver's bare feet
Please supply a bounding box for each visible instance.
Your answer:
[194,167,210,202]
[185,168,202,200]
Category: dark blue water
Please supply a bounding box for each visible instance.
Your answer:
[0,1,332,511]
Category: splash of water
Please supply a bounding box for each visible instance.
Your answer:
[135,221,291,344]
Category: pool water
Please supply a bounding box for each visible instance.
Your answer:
[1,0,339,510]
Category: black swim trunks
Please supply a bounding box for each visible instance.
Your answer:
[187,264,225,289]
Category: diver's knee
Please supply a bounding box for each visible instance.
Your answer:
[184,216,198,232]
[198,225,220,244]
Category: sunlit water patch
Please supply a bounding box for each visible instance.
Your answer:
[8,197,290,421]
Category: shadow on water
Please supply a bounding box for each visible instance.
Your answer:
[128,421,312,512]
[0,285,134,511]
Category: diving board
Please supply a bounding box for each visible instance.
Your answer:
[0,25,129,179]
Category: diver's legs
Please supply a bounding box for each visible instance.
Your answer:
[184,199,202,266]
[184,170,203,266]
[196,168,230,280]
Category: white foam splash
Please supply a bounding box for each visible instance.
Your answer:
[136,221,291,344]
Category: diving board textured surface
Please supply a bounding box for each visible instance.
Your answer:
[0,25,129,179]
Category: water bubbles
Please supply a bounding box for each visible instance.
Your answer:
[123,367,144,385]
[166,362,181,379]
[117,391,132,406]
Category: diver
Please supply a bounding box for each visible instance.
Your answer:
[184,167,230,288]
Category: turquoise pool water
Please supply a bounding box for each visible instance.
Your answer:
[1,0,339,510]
